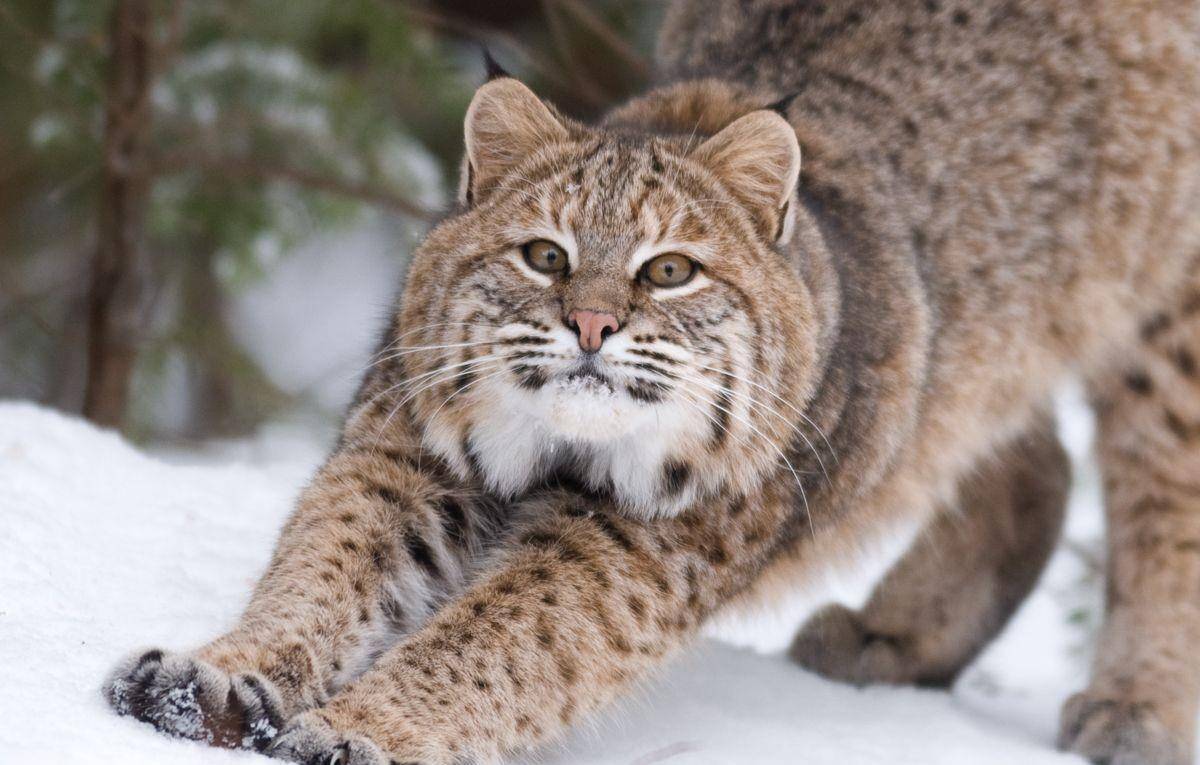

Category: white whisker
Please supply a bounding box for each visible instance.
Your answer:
[675,377,815,540]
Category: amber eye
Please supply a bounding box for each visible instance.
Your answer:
[522,239,569,275]
[641,253,698,288]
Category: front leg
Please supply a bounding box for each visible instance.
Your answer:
[103,438,497,752]
[272,484,793,765]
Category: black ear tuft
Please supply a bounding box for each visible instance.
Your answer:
[481,46,511,82]
[765,92,799,117]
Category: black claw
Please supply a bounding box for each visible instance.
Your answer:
[126,662,163,720]
[238,674,284,750]
[313,743,349,765]
[242,674,284,727]
[134,649,164,671]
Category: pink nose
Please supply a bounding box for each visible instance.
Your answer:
[567,309,620,353]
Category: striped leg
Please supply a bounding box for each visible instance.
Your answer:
[1061,286,1200,765]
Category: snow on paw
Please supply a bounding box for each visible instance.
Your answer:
[1058,691,1192,765]
[103,648,285,751]
[788,604,915,686]
[269,712,401,765]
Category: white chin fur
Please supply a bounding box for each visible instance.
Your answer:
[544,377,639,442]
[426,373,708,517]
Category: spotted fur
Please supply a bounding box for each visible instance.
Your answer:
[105,2,1200,764]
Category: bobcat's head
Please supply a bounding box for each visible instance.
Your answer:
[390,76,821,517]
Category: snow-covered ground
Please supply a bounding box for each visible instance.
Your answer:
[0,397,1113,764]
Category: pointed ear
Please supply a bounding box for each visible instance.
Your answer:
[690,110,801,243]
[459,78,568,207]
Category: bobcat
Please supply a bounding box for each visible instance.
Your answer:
[104,1,1200,763]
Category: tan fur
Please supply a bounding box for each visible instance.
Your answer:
[104,2,1200,764]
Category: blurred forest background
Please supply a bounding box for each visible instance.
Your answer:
[0,0,661,444]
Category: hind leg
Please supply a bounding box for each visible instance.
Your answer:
[1059,289,1200,765]
[790,413,1069,688]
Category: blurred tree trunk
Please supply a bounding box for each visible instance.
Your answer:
[183,244,259,440]
[82,0,152,429]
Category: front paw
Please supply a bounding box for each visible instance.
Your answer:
[103,648,285,751]
[269,712,395,765]
[1058,690,1192,765]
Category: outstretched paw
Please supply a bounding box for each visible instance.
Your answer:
[269,712,400,765]
[1058,691,1191,765]
[103,648,285,751]
[789,604,931,687]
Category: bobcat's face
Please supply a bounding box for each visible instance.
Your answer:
[394,79,818,517]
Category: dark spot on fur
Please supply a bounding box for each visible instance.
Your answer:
[952,9,970,25]
[627,594,647,622]
[652,572,671,594]
[727,495,747,516]
[662,461,691,496]
[370,541,392,570]
[1141,313,1172,341]
[1173,347,1196,377]
[1165,409,1191,441]
[514,365,548,391]
[706,543,730,567]
[369,484,404,506]
[536,616,555,648]
[557,539,588,564]
[404,528,442,579]
[590,565,612,589]
[592,514,636,552]
[609,633,633,653]
[625,380,669,403]
[555,653,578,684]
[1125,371,1153,396]
[438,497,469,543]
[461,432,484,477]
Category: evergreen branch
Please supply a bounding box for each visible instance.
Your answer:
[393,2,601,106]
[551,0,649,80]
[148,150,442,222]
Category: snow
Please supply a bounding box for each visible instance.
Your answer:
[0,398,1104,764]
